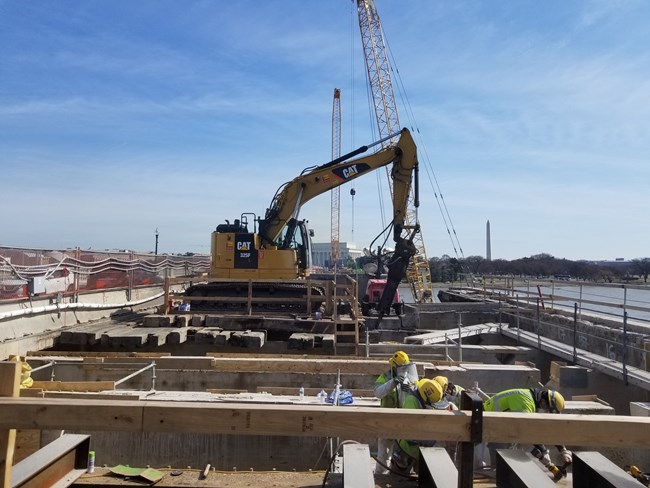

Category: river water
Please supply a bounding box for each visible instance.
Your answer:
[401,282,650,324]
[514,283,650,325]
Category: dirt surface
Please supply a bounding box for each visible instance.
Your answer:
[72,467,427,487]
[72,467,574,487]
[74,468,331,487]
[70,467,525,487]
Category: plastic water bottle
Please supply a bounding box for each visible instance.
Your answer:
[299,386,304,401]
[87,451,96,474]
[318,389,327,403]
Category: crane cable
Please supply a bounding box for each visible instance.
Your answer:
[382,26,466,262]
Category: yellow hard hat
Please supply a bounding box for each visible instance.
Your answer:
[548,390,565,413]
[417,378,443,405]
[389,351,410,369]
[433,376,449,392]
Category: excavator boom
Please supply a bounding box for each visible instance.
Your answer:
[259,128,418,249]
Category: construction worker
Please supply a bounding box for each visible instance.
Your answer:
[391,378,444,474]
[373,351,415,474]
[433,375,465,408]
[484,388,572,476]
[9,355,33,388]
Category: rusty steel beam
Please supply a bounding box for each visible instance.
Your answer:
[11,434,90,488]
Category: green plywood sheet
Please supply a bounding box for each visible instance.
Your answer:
[109,465,164,484]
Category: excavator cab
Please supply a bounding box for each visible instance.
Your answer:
[277,218,313,276]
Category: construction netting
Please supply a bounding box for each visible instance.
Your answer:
[0,246,210,300]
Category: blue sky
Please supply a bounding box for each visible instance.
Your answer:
[1,1,648,261]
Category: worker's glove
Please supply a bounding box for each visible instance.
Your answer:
[560,449,573,464]
[394,376,409,391]
[532,447,552,468]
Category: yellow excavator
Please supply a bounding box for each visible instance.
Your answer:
[186,128,421,314]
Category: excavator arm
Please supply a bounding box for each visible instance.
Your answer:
[259,128,418,250]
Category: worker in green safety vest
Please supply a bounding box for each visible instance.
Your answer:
[391,378,444,475]
[483,388,573,476]
[373,351,417,474]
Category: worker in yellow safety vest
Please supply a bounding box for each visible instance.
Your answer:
[9,355,33,388]
[373,351,416,474]
[390,378,444,474]
[484,388,572,477]
[432,375,466,409]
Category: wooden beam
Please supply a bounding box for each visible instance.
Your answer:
[31,381,115,392]
[205,357,431,375]
[13,430,40,464]
[0,361,20,488]
[1,399,650,449]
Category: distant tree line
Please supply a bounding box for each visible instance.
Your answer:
[428,254,650,284]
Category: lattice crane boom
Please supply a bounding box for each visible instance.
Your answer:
[356,0,433,302]
[330,88,342,267]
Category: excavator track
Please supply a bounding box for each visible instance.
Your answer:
[184,282,325,314]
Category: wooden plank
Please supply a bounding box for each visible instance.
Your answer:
[14,430,40,464]
[31,381,115,392]
[28,351,170,358]
[206,389,249,394]
[43,392,141,401]
[207,357,431,375]
[0,361,20,488]
[2,399,650,449]
[89,356,215,370]
[0,399,144,432]
[19,389,44,398]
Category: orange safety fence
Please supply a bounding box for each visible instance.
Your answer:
[0,246,209,300]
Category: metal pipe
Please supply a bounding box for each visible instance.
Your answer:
[457,313,463,362]
[579,284,583,321]
[573,303,578,364]
[623,312,628,385]
[536,298,541,350]
[516,297,520,344]
[114,362,156,387]
[30,361,55,374]
[332,369,341,406]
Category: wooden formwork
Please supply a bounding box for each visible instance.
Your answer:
[162,273,363,355]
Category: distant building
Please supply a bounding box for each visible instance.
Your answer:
[311,242,363,268]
